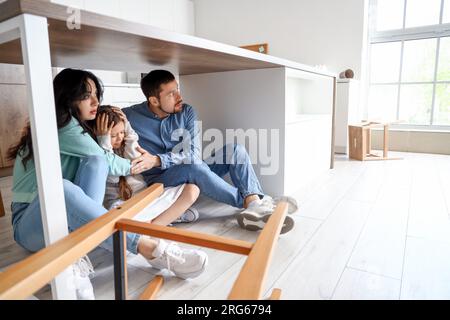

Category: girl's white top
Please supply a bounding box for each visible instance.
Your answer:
[98,120,185,221]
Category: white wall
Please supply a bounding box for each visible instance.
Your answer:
[194,0,367,79]
[52,0,195,34]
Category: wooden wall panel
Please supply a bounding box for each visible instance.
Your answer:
[0,84,28,168]
[0,63,26,84]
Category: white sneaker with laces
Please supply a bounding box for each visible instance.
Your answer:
[236,198,295,234]
[72,255,95,300]
[261,195,299,214]
[173,207,200,224]
[146,239,208,279]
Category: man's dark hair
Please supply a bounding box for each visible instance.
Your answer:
[140,70,176,99]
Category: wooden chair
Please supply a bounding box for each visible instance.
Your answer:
[0,183,287,300]
[348,121,402,161]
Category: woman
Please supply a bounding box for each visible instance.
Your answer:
[8,68,208,299]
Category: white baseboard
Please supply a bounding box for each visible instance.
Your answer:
[334,146,347,154]
[371,130,450,155]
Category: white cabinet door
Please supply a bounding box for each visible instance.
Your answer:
[85,0,120,18]
[51,0,84,8]
[173,0,195,35]
[149,0,174,31]
[119,0,151,25]
[285,117,332,195]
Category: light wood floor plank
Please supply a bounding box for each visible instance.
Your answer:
[332,268,401,300]
[347,159,412,279]
[296,162,366,220]
[193,216,321,299]
[266,199,372,299]
[435,156,450,218]
[407,156,450,243]
[344,161,385,203]
[153,226,259,300]
[401,236,450,299]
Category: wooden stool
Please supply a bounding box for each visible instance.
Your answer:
[348,121,402,161]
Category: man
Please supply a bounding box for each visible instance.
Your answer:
[123,70,297,234]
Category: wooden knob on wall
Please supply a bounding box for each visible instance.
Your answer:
[339,69,354,79]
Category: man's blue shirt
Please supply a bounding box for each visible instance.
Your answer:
[123,101,201,178]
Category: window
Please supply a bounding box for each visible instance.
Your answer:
[367,0,450,128]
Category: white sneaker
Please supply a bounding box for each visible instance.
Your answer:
[262,195,299,214]
[146,239,208,279]
[173,207,200,224]
[236,199,295,234]
[72,255,95,300]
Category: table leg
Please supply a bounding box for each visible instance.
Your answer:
[383,125,389,158]
[0,13,76,300]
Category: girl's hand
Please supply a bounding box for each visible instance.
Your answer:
[96,113,114,136]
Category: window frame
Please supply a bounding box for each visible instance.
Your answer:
[366,0,450,130]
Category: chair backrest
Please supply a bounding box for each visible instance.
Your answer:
[0,182,287,300]
[115,202,288,300]
[0,184,163,299]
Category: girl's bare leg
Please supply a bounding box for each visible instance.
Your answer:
[137,237,159,259]
[136,184,199,259]
[151,184,200,226]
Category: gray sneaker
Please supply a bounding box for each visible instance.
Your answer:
[236,199,295,234]
[173,207,200,224]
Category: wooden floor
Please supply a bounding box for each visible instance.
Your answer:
[1,151,450,300]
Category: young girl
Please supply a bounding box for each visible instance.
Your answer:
[94,105,201,227]
[8,68,207,300]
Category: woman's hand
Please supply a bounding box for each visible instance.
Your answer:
[96,113,114,136]
[131,146,161,174]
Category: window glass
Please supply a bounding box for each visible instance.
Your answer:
[376,0,404,31]
[401,38,437,82]
[433,84,450,125]
[405,0,441,28]
[399,84,433,124]
[370,42,402,83]
[368,85,399,121]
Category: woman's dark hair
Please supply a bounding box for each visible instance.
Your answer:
[94,105,132,201]
[140,69,175,99]
[7,68,103,168]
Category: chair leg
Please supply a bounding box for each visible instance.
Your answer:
[269,288,282,300]
[139,276,164,300]
[113,230,128,300]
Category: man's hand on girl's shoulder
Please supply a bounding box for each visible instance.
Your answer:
[130,146,161,174]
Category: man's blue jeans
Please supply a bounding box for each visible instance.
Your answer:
[144,143,265,208]
[11,156,141,254]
